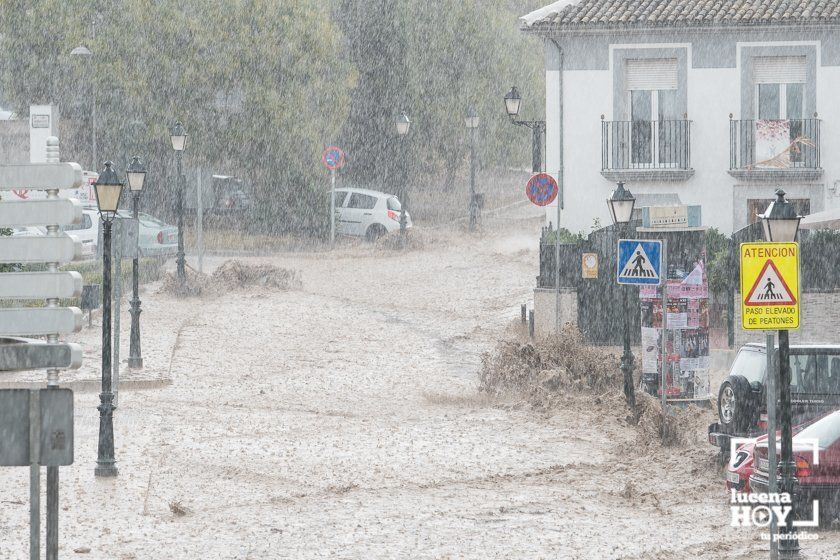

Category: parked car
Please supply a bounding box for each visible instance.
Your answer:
[750,410,840,525]
[709,344,840,461]
[726,421,813,493]
[136,212,178,257]
[210,175,252,217]
[61,209,97,258]
[71,207,178,259]
[333,188,412,242]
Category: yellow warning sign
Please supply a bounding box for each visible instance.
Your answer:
[740,242,800,330]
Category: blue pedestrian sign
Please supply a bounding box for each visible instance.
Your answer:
[616,239,662,285]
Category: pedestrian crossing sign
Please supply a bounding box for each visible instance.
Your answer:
[616,239,662,285]
[740,242,800,330]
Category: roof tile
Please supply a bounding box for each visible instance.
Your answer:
[523,0,840,29]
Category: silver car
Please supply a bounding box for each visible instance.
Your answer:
[334,188,412,241]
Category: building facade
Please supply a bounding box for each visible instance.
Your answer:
[522,0,840,234]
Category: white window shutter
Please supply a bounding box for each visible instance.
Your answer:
[753,56,806,84]
[625,58,678,91]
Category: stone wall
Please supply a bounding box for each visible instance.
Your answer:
[734,291,840,347]
[533,287,578,338]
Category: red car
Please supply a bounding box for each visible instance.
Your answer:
[750,410,840,524]
[726,422,812,493]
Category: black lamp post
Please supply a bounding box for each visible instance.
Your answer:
[395,112,410,237]
[607,182,637,414]
[760,188,801,558]
[465,106,480,231]
[126,156,146,369]
[170,121,187,290]
[93,161,123,478]
[504,86,546,173]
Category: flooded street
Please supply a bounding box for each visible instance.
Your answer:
[0,219,838,558]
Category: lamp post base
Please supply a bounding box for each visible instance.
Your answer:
[95,393,118,478]
[94,464,119,478]
[127,357,143,369]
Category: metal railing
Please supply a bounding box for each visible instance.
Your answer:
[729,118,820,170]
[601,119,691,170]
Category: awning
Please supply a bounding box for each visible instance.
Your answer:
[800,207,840,230]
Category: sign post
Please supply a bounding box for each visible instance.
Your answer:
[1,154,83,560]
[740,241,800,555]
[322,146,345,248]
[616,238,663,415]
[525,173,560,333]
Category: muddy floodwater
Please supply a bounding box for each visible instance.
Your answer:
[1,218,838,559]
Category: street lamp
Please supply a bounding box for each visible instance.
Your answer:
[170,120,187,289]
[465,106,479,231]
[504,86,546,173]
[395,112,410,238]
[607,181,637,414]
[760,188,802,557]
[126,156,146,369]
[70,45,96,170]
[93,161,123,478]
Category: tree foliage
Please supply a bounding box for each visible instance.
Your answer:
[0,0,544,233]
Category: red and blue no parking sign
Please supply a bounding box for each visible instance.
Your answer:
[322,146,345,171]
[525,173,558,206]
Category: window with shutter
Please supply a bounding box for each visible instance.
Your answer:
[753,56,806,84]
[625,58,678,91]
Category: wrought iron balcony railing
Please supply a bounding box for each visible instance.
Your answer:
[601,119,691,171]
[729,118,820,170]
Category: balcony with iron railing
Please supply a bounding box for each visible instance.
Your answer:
[729,117,822,181]
[601,118,693,182]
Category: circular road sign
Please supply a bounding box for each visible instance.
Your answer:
[322,146,345,171]
[525,173,558,206]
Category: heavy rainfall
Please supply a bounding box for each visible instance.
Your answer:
[2,0,840,559]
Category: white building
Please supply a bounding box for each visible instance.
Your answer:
[522,0,840,234]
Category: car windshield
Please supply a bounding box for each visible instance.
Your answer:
[795,411,840,448]
[387,197,401,211]
[730,349,765,384]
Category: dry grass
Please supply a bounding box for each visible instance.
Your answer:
[168,500,190,516]
[160,260,301,297]
[479,326,711,447]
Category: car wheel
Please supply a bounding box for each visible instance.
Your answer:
[718,375,753,434]
[365,224,386,243]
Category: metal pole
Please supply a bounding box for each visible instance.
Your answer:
[766,332,779,560]
[128,193,143,368]
[43,139,60,560]
[29,390,40,560]
[399,139,407,239]
[113,219,122,403]
[727,237,736,348]
[777,328,799,557]
[660,239,669,413]
[96,219,118,477]
[196,169,204,273]
[176,151,186,287]
[621,226,636,414]
[330,168,336,248]
[469,127,476,231]
[554,191,561,335]
[46,463,57,560]
[532,124,543,173]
